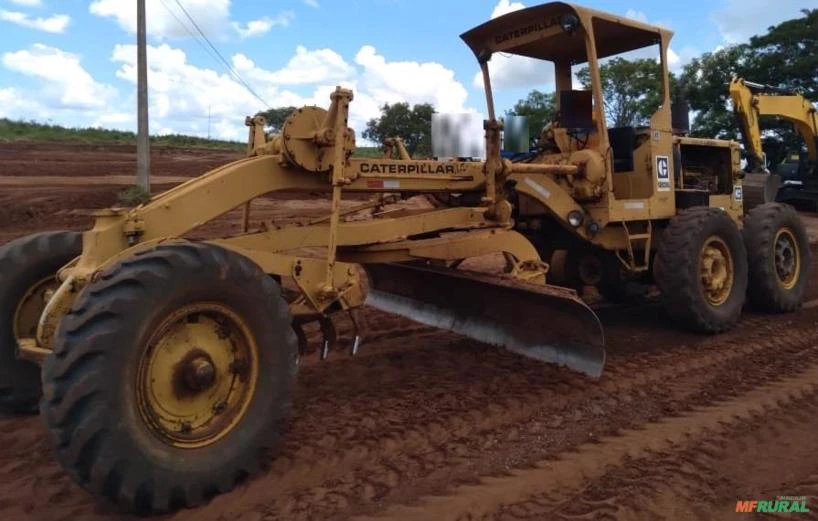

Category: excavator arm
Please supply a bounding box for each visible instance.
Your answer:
[729,77,818,170]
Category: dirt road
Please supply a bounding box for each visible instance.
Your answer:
[2,141,818,521]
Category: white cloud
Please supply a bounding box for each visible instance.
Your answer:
[0,87,47,118]
[0,10,69,33]
[474,54,554,91]
[2,44,116,109]
[232,11,294,38]
[355,45,471,115]
[90,111,134,128]
[491,0,525,18]
[89,0,230,39]
[473,1,553,91]
[303,0,319,7]
[8,0,42,6]
[624,8,648,23]
[234,45,354,84]
[104,41,474,141]
[614,9,695,72]
[711,0,804,44]
[667,46,699,73]
[623,9,672,30]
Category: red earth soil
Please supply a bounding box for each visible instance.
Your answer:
[2,141,818,521]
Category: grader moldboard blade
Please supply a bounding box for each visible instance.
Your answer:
[364,263,606,378]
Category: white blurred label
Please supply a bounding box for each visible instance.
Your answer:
[432,113,485,160]
[502,116,529,153]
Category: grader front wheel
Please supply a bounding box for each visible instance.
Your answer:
[0,231,82,413]
[655,207,748,332]
[40,242,298,514]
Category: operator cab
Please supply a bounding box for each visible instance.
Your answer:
[461,1,676,202]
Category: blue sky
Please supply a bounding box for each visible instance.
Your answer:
[0,0,811,141]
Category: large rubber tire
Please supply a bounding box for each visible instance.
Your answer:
[40,242,298,514]
[742,202,811,312]
[0,231,81,413]
[655,207,748,333]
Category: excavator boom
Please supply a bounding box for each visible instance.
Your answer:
[729,77,818,207]
[730,77,818,166]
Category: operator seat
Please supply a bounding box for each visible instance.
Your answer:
[607,126,636,172]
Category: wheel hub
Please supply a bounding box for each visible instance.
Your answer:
[13,276,59,340]
[700,236,734,306]
[136,303,258,449]
[774,228,800,289]
[577,255,603,286]
[182,354,216,391]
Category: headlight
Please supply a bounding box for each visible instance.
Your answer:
[567,210,584,227]
[560,14,579,34]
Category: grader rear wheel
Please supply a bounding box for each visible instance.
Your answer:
[0,231,81,413]
[655,207,748,332]
[40,242,298,514]
[742,202,811,312]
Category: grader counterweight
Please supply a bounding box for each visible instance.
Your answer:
[0,1,811,514]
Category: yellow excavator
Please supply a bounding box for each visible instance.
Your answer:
[730,77,818,208]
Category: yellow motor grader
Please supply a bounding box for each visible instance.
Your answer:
[0,1,810,514]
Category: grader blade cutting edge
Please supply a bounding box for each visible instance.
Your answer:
[364,263,606,378]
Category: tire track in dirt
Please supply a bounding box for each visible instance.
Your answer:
[4,304,801,521]
[171,307,818,521]
[532,394,818,521]
[0,251,813,519]
[0,302,814,521]
[353,343,818,521]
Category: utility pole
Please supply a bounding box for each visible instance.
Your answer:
[136,0,150,191]
[207,105,211,140]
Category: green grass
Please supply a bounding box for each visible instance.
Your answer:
[118,185,152,206]
[352,146,383,158]
[0,118,246,151]
[0,118,386,157]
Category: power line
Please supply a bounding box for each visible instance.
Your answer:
[157,0,224,68]
[170,0,270,108]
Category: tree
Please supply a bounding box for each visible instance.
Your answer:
[257,106,297,133]
[678,45,752,140]
[576,57,668,128]
[679,9,817,166]
[362,102,435,157]
[743,9,818,166]
[505,89,556,143]
[747,9,818,99]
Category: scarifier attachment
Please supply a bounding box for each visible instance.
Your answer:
[364,263,606,378]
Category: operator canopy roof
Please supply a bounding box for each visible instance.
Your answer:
[460,1,673,65]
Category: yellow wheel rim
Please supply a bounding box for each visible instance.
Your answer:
[773,228,800,290]
[13,276,58,340]
[136,303,259,449]
[699,235,734,306]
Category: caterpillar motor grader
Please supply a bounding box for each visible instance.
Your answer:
[0,1,811,514]
[730,77,818,208]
